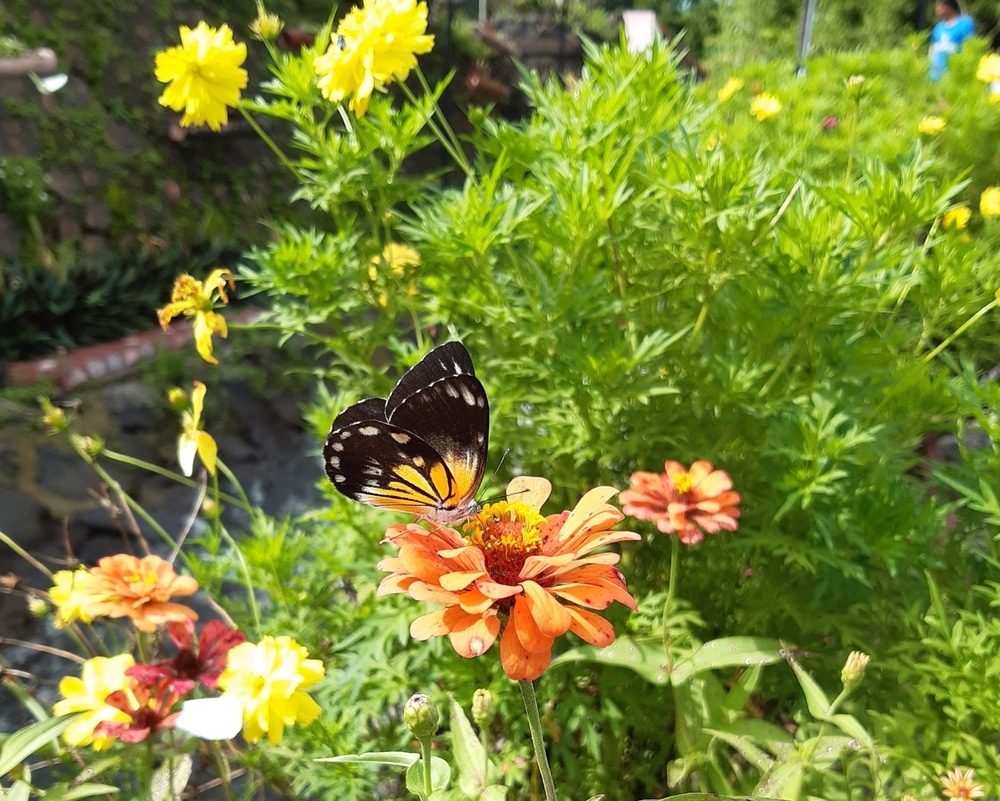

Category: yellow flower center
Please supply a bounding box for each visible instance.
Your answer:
[464,502,545,586]
[672,472,694,494]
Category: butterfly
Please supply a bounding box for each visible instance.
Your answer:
[324,341,489,524]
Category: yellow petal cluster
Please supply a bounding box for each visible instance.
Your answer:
[49,567,100,627]
[155,22,248,131]
[976,54,1000,84]
[942,206,971,231]
[981,187,1000,219]
[218,636,325,744]
[314,0,435,116]
[917,115,946,136]
[750,93,781,121]
[54,655,135,749]
[717,76,743,103]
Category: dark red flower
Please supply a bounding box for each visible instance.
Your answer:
[128,619,246,695]
[95,678,181,743]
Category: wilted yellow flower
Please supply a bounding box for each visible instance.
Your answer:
[943,206,971,230]
[157,269,234,364]
[717,76,743,103]
[976,53,1000,83]
[154,22,248,131]
[314,0,435,116]
[750,93,781,121]
[218,636,325,744]
[980,186,1000,218]
[54,654,135,749]
[918,115,946,135]
[178,381,218,477]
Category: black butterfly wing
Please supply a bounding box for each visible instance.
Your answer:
[324,342,489,521]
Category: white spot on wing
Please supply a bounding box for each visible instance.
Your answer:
[391,432,411,444]
[461,386,476,405]
[359,426,380,436]
[328,456,340,468]
[333,474,346,483]
[445,384,460,398]
[330,442,344,451]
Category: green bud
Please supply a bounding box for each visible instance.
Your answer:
[403,693,439,740]
[38,397,68,434]
[472,689,493,728]
[27,596,49,618]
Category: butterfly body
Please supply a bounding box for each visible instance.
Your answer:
[324,342,489,524]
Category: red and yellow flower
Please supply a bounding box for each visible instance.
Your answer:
[619,460,740,545]
[377,476,639,681]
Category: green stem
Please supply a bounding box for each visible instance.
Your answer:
[419,736,434,798]
[518,680,557,801]
[101,450,249,512]
[662,535,680,661]
[238,105,299,176]
[399,76,472,179]
[210,741,237,801]
[0,528,53,578]
[922,294,999,363]
[214,460,262,634]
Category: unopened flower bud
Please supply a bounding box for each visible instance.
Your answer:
[70,434,104,462]
[27,596,49,618]
[250,1,284,41]
[472,689,493,728]
[841,650,870,692]
[168,387,189,412]
[403,693,439,739]
[39,398,67,433]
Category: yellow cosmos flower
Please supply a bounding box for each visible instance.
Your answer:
[54,654,135,749]
[157,269,234,364]
[370,242,421,279]
[918,115,946,135]
[177,381,218,477]
[249,0,284,42]
[49,567,102,627]
[314,0,435,117]
[750,93,781,121]
[155,21,247,131]
[941,768,985,801]
[980,186,1000,218]
[717,76,743,103]
[942,206,971,230]
[976,53,1000,84]
[218,636,325,745]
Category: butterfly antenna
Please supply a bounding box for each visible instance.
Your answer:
[475,448,510,506]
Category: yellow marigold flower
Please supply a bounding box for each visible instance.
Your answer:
[54,654,135,749]
[717,76,743,103]
[943,206,971,230]
[314,0,435,117]
[157,269,234,364]
[218,636,325,745]
[980,186,1000,218]
[49,567,102,627]
[85,554,199,632]
[918,115,946,135]
[976,53,1000,84]
[177,381,218,477]
[155,22,248,131]
[941,768,985,801]
[750,93,781,121]
[370,242,421,278]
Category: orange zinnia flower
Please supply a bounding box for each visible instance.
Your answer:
[377,476,640,681]
[619,460,740,545]
[85,554,199,632]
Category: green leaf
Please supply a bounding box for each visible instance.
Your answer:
[152,754,191,801]
[0,714,76,776]
[480,785,508,801]
[551,636,669,684]
[703,727,775,774]
[756,755,804,800]
[671,638,784,686]
[785,654,832,718]
[317,751,419,767]
[448,696,487,795]
[405,756,450,799]
[825,713,875,750]
[36,783,121,801]
[5,779,31,801]
[639,794,788,801]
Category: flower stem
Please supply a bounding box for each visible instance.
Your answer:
[518,679,558,801]
[922,293,1000,363]
[238,105,299,176]
[400,73,472,179]
[419,735,434,798]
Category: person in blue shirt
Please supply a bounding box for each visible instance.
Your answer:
[929,0,975,81]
